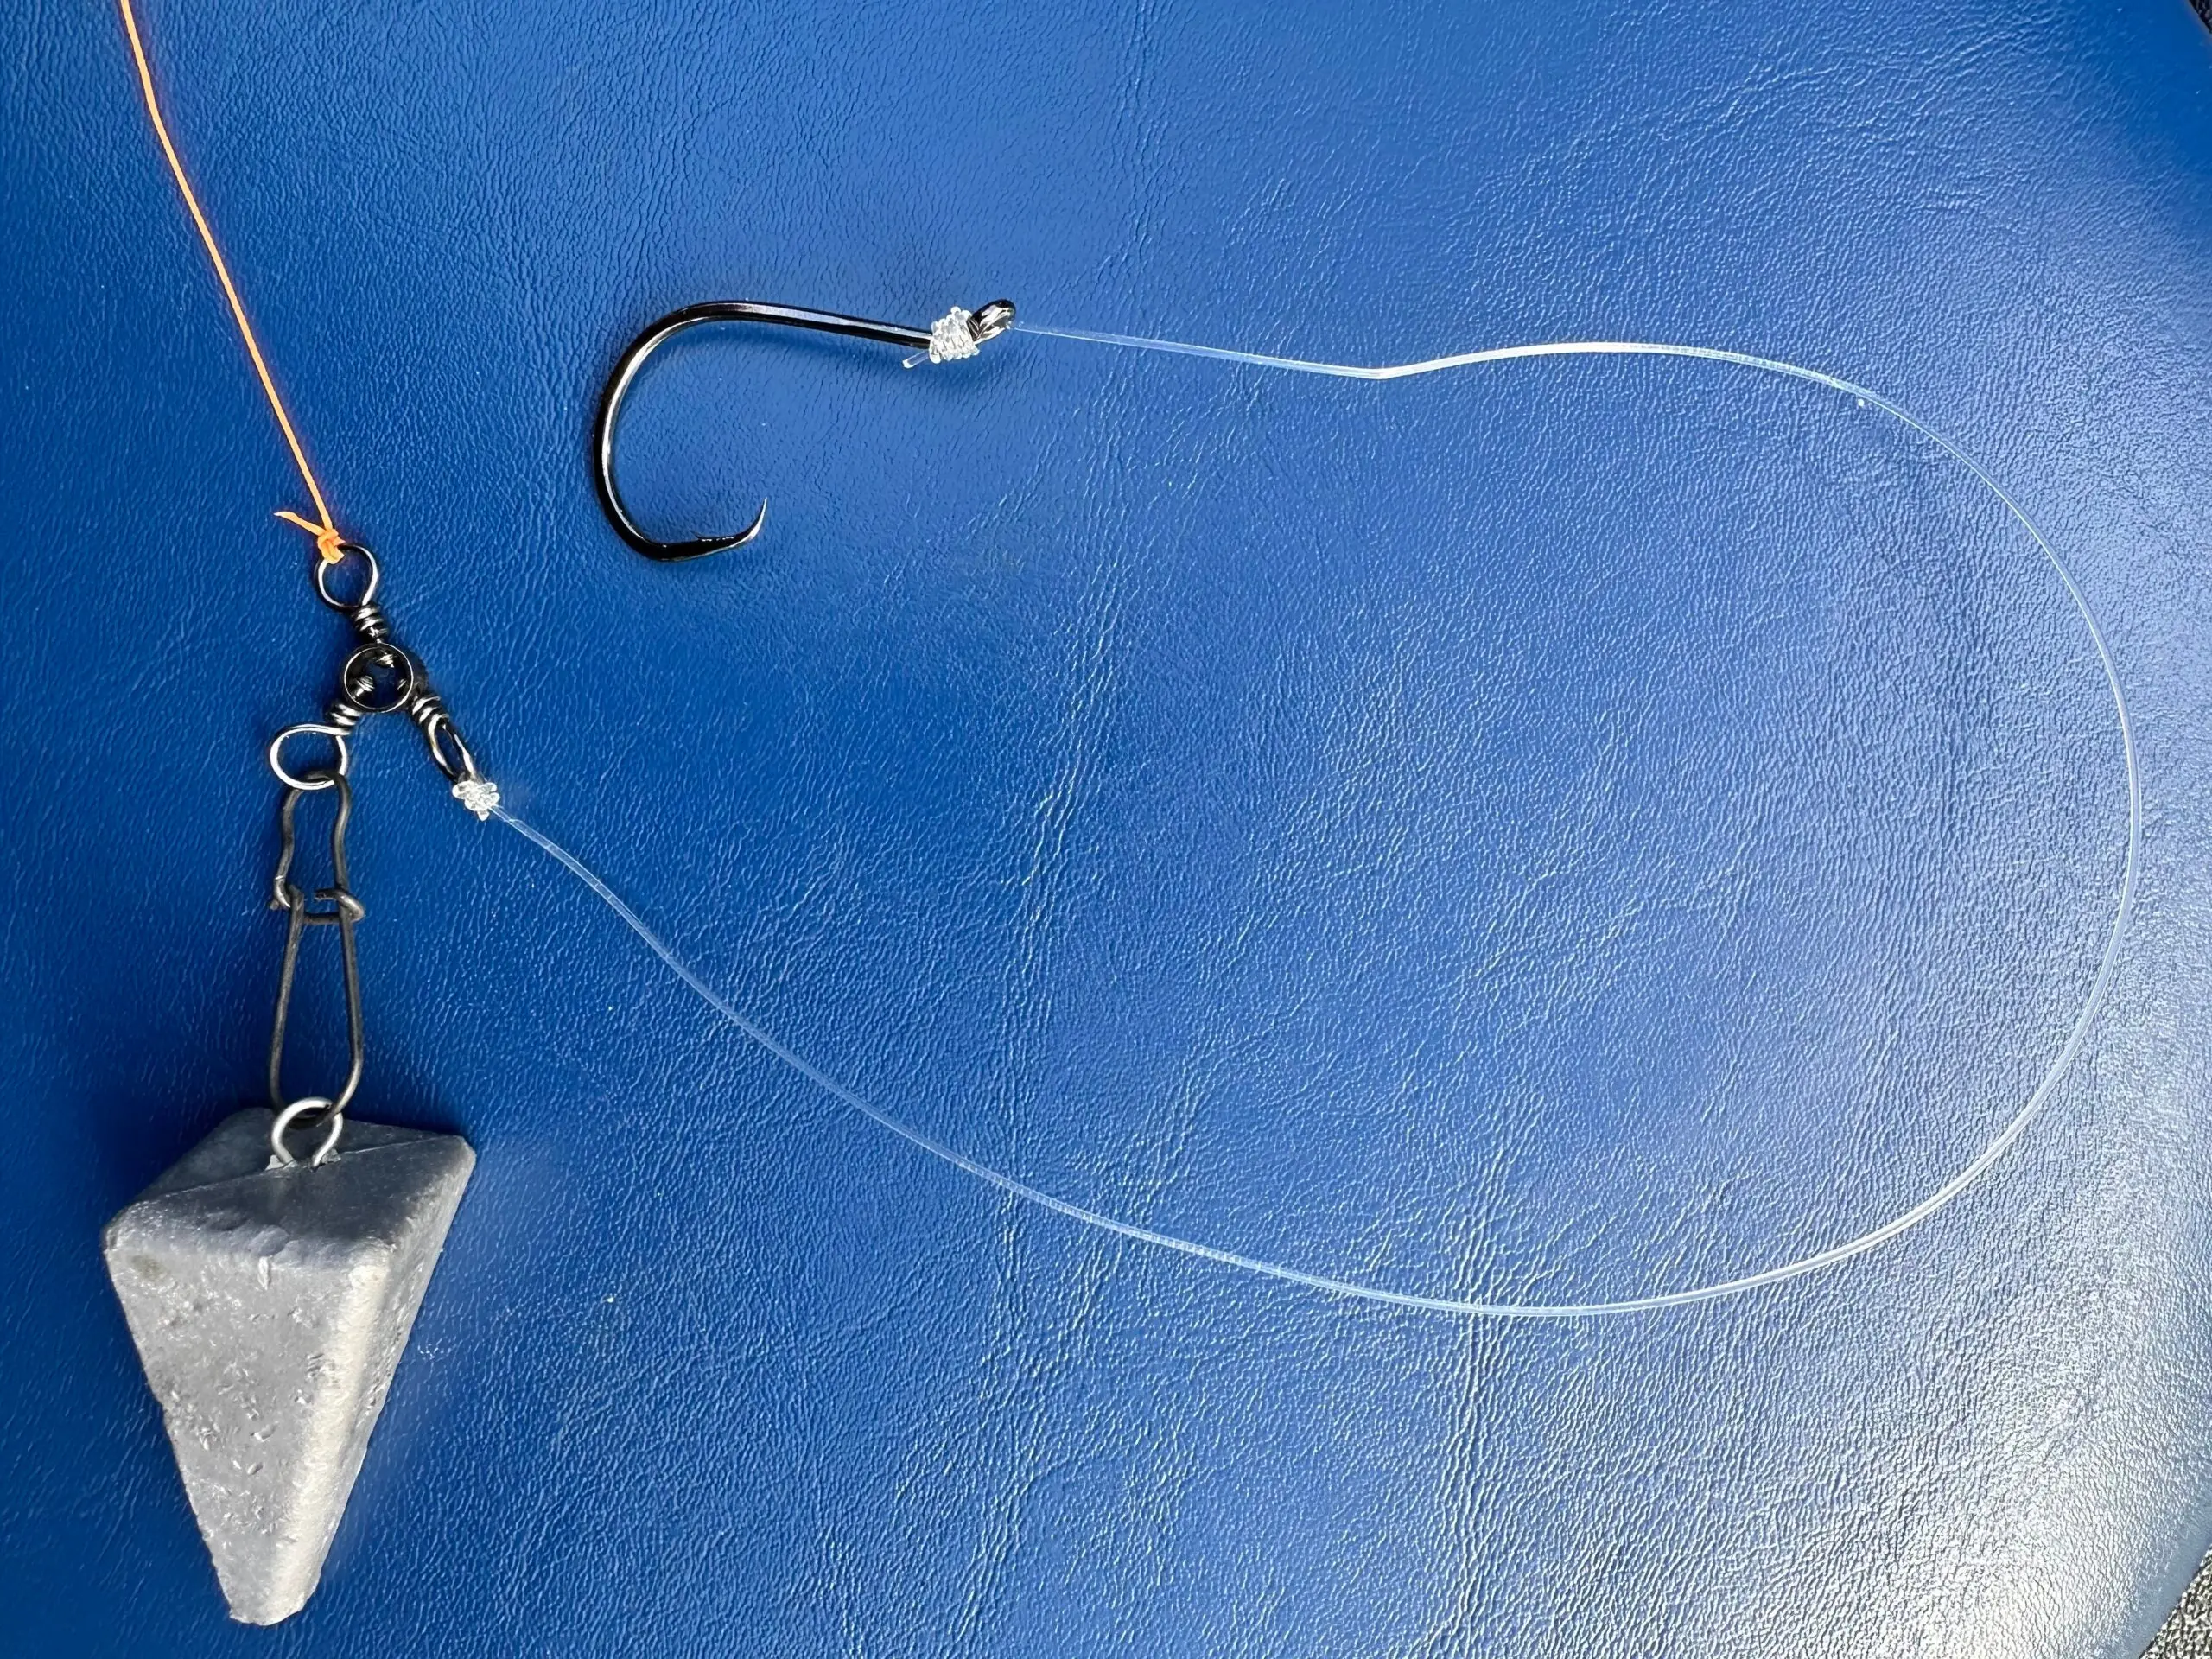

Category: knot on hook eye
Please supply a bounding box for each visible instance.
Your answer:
[914,300,1016,367]
[592,296,1015,562]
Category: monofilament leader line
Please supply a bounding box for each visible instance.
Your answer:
[530,310,2141,1321]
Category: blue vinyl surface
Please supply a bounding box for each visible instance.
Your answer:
[4,2,2212,1653]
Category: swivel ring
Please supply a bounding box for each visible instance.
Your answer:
[270,1096,345,1167]
[419,711,480,785]
[339,642,417,715]
[268,723,352,791]
[312,542,380,612]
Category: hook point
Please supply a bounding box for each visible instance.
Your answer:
[627,499,766,563]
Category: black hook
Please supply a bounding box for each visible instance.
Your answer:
[592,297,1016,561]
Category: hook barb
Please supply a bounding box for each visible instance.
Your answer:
[592,298,1014,561]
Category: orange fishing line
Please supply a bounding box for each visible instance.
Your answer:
[117,0,345,563]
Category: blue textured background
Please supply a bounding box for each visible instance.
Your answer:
[4,1,2211,1653]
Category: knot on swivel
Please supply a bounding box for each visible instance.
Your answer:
[451,775,501,821]
[276,509,348,565]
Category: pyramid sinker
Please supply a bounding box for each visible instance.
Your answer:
[103,1109,474,1625]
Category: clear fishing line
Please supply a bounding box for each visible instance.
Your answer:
[502,324,2140,1320]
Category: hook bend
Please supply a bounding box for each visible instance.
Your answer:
[593,298,1014,561]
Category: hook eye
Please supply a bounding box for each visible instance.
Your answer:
[592,297,1013,561]
[969,299,1016,344]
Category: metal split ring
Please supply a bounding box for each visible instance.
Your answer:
[268,723,353,791]
[270,1096,346,1167]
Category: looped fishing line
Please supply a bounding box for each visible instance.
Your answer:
[118,0,2138,1318]
[497,321,2140,1320]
